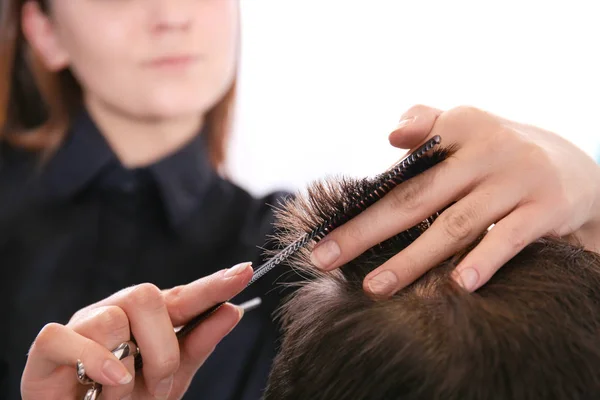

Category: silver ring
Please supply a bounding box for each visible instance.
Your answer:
[111,341,140,360]
[76,359,94,385]
[76,341,139,387]
[77,361,103,399]
[83,385,101,400]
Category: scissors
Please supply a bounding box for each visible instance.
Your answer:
[77,297,262,399]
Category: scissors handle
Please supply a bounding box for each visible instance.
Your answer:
[78,298,261,399]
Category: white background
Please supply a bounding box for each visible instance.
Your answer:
[228,0,600,196]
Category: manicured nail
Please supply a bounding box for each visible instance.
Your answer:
[394,116,416,130]
[224,262,252,278]
[102,358,132,385]
[121,395,133,400]
[367,270,399,296]
[455,268,479,291]
[154,375,174,399]
[310,240,341,270]
[225,306,245,336]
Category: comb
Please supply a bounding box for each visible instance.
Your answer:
[170,135,442,341]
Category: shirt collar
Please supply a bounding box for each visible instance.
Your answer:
[43,108,217,227]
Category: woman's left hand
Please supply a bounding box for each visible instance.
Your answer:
[309,105,600,296]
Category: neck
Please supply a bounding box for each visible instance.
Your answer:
[84,97,204,168]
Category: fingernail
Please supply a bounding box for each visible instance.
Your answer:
[455,268,479,291]
[102,358,132,385]
[310,240,341,270]
[224,261,252,278]
[394,116,416,130]
[121,396,133,400]
[367,270,399,296]
[154,375,174,399]
[227,306,245,335]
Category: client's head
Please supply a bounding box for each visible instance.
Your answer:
[263,149,600,400]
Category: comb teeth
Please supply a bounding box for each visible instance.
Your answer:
[169,135,443,346]
[249,135,442,284]
[248,234,313,285]
[314,135,442,239]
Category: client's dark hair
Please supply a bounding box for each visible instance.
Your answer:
[263,148,600,400]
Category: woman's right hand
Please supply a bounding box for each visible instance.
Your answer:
[21,262,253,400]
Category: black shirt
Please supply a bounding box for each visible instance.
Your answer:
[0,110,293,399]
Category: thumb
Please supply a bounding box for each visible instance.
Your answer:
[389,105,443,149]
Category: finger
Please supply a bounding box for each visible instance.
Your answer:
[363,183,520,296]
[171,303,243,397]
[23,323,133,387]
[68,306,131,350]
[115,283,180,399]
[102,356,136,400]
[79,262,251,398]
[163,261,253,326]
[451,203,548,292]
[163,263,251,398]
[68,306,135,398]
[104,261,251,398]
[389,105,443,149]
[310,152,477,271]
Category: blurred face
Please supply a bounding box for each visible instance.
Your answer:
[23,0,239,120]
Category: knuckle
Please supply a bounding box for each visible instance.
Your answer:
[163,286,186,324]
[389,178,423,212]
[500,219,533,253]
[441,207,476,242]
[69,309,86,325]
[437,105,494,138]
[528,147,556,177]
[403,103,430,117]
[393,253,420,283]
[488,127,523,159]
[554,183,573,213]
[555,196,573,218]
[96,306,130,340]
[127,283,164,311]
[506,230,528,253]
[77,341,96,365]
[69,305,96,325]
[442,105,483,124]
[545,201,573,236]
[31,323,63,354]
[484,125,512,148]
[153,353,180,376]
[343,220,366,244]
[519,144,564,187]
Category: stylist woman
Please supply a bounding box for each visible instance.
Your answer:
[2,0,599,399]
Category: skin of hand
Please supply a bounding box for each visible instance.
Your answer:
[20,262,253,400]
[310,105,600,297]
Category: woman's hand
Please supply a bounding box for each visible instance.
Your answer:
[21,262,253,400]
[310,105,600,296]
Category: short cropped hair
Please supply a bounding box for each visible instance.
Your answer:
[263,149,600,400]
